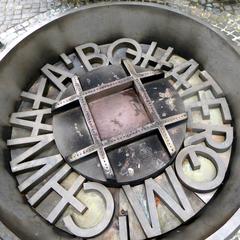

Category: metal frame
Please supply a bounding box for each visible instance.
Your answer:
[52,60,187,180]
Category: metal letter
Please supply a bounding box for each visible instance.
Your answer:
[123,167,194,238]
[127,42,173,70]
[119,214,129,240]
[21,77,56,110]
[175,145,226,192]
[7,133,55,167]
[41,63,74,91]
[180,70,224,99]
[75,43,109,71]
[10,108,52,136]
[60,53,74,69]
[107,38,142,65]
[167,59,199,90]
[28,164,87,224]
[64,182,114,238]
[187,91,232,123]
[154,47,174,71]
[13,154,64,193]
[184,123,233,152]
[122,184,161,238]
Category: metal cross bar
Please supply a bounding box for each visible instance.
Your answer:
[122,60,186,155]
[52,60,187,181]
[68,112,187,163]
[53,71,163,111]
[72,76,115,181]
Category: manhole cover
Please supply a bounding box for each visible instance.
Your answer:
[0,3,239,240]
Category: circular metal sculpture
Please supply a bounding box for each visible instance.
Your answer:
[0,3,239,240]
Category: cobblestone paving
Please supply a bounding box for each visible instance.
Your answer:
[0,0,240,50]
[0,0,239,239]
[0,0,239,51]
[0,0,62,33]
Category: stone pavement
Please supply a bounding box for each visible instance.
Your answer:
[0,0,61,33]
[0,0,239,239]
[0,0,240,50]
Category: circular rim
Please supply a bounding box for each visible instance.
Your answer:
[0,2,239,61]
[0,2,239,239]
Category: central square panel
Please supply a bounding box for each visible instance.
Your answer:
[88,88,151,140]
